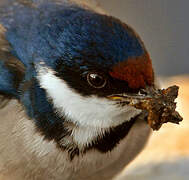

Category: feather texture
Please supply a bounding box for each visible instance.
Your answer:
[0,0,152,179]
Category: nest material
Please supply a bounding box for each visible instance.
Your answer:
[130,85,183,130]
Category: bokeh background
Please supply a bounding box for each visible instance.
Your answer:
[92,0,189,179]
[98,0,189,77]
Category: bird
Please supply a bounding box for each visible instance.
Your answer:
[0,0,153,179]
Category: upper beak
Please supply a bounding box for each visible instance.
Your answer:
[107,86,155,102]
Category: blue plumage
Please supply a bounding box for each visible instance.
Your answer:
[1,0,145,69]
[0,61,16,95]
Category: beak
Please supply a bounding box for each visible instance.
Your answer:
[107,86,155,102]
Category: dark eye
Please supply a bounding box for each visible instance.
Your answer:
[87,73,107,89]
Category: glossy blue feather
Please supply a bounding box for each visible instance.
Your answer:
[0,0,145,70]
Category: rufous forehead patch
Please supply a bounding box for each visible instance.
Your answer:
[109,53,154,89]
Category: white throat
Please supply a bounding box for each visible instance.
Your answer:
[36,63,141,146]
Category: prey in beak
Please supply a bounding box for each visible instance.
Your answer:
[108,85,183,131]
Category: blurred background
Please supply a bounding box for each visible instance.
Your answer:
[96,0,189,77]
[89,0,189,179]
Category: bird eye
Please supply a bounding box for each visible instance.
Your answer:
[87,73,106,89]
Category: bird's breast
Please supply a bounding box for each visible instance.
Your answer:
[0,99,151,179]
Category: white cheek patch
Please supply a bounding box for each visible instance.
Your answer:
[36,64,141,145]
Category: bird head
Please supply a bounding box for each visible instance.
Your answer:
[32,6,154,153]
[2,3,154,158]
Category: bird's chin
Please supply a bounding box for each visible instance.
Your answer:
[60,110,148,160]
[110,108,142,126]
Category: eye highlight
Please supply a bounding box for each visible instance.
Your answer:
[87,72,107,89]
